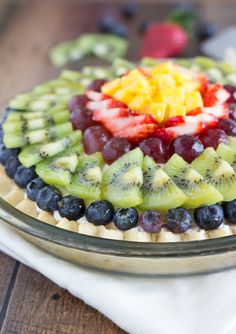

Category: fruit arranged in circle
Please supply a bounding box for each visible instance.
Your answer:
[2,58,236,240]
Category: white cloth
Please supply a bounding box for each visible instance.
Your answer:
[0,220,236,334]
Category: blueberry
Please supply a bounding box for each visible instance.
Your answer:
[98,16,117,33]
[194,204,224,230]
[2,108,12,122]
[139,210,163,233]
[222,200,236,224]
[58,195,85,221]
[0,128,3,145]
[113,207,138,231]
[14,165,37,188]
[197,22,217,40]
[139,20,153,35]
[5,156,21,179]
[167,208,192,233]
[122,3,138,19]
[85,200,114,226]
[26,178,46,201]
[111,24,128,38]
[36,186,62,212]
[0,145,19,165]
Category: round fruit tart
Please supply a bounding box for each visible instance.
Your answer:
[1,57,236,243]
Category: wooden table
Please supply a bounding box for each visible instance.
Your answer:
[0,1,236,333]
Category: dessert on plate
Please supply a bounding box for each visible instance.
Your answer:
[1,57,236,243]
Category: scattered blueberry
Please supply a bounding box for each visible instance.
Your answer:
[5,156,21,179]
[194,204,224,230]
[98,16,117,33]
[0,145,20,165]
[58,195,85,221]
[222,200,236,224]
[122,3,138,19]
[26,178,46,201]
[139,19,153,35]
[197,22,217,40]
[14,165,37,188]
[167,208,192,233]
[111,23,128,38]
[113,207,138,231]
[139,210,163,233]
[36,185,62,212]
[85,200,114,226]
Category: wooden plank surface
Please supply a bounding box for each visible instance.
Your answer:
[0,1,236,333]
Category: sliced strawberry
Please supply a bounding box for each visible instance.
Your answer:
[86,90,108,101]
[93,108,130,122]
[155,122,203,142]
[187,107,202,116]
[103,115,155,133]
[114,123,158,142]
[203,103,229,119]
[166,113,218,129]
[87,99,126,111]
[166,116,185,127]
[203,84,230,107]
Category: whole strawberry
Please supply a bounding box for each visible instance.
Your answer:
[140,23,188,59]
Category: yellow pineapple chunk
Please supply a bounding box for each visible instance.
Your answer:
[151,62,174,75]
[165,104,187,121]
[152,73,176,89]
[102,78,121,96]
[121,69,149,87]
[185,91,203,112]
[113,89,134,104]
[129,95,151,113]
[160,87,185,104]
[148,102,166,123]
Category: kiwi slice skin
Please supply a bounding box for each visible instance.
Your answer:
[139,156,186,212]
[164,154,223,208]
[191,147,236,202]
[36,144,83,187]
[19,131,82,167]
[102,148,144,208]
[66,153,104,201]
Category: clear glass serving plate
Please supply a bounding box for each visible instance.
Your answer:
[1,197,236,276]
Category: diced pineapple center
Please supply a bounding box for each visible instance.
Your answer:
[102,61,204,124]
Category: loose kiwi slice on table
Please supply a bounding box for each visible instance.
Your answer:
[36,144,83,186]
[19,131,82,167]
[4,122,72,148]
[217,143,236,170]
[163,154,223,208]
[139,155,186,211]
[191,147,236,201]
[102,148,143,208]
[66,152,104,200]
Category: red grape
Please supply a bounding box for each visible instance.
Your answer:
[68,95,89,113]
[170,135,204,163]
[198,129,228,149]
[102,137,132,164]
[87,79,107,92]
[224,85,236,103]
[217,118,236,137]
[139,137,169,163]
[83,126,112,154]
[70,108,97,132]
[229,103,236,121]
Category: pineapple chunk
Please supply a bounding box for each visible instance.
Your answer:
[113,89,134,104]
[152,73,176,88]
[185,91,203,112]
[129,94,151,112]
[166,104,187,121]
[102,78,121,96]
[151,62,174,75]
[148,102,166,123]
[160,87,185,104]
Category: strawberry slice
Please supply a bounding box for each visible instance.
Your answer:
[103,115,155,133]
[114,123,158,142]
[203,84,230,107]
[87,99,126,111]
[93,108,130,122]
[203,103,229,119]
[166,113,218,128]
[86,90,108,101]
[155,122,202,142]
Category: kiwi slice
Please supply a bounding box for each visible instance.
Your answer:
[139,156,186,211]
[4,122,72,148]
[3,110,69,133]
[102,148,143,208]
[164,154,223,208]
[228,137,236,151]
[66,153,104,200]
[112,58,135,76]
[36,144,83,186]
[19,131,81,167]
[191,147,236,201]
[217,144,236,170]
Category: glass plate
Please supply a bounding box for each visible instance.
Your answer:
[1,197,236,276]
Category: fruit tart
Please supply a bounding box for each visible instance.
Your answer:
[1,57,236,243]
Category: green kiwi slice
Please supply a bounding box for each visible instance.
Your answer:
[228,137,236,151]
[4,122,72,148]
[191,147,236,201]
[139,156,186,211]
[217,144,236,170]
[164,154,223,208]
[36,144,83,186]
[18,131,82,167]
[101,148,143,208]
[66,153,104,200]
